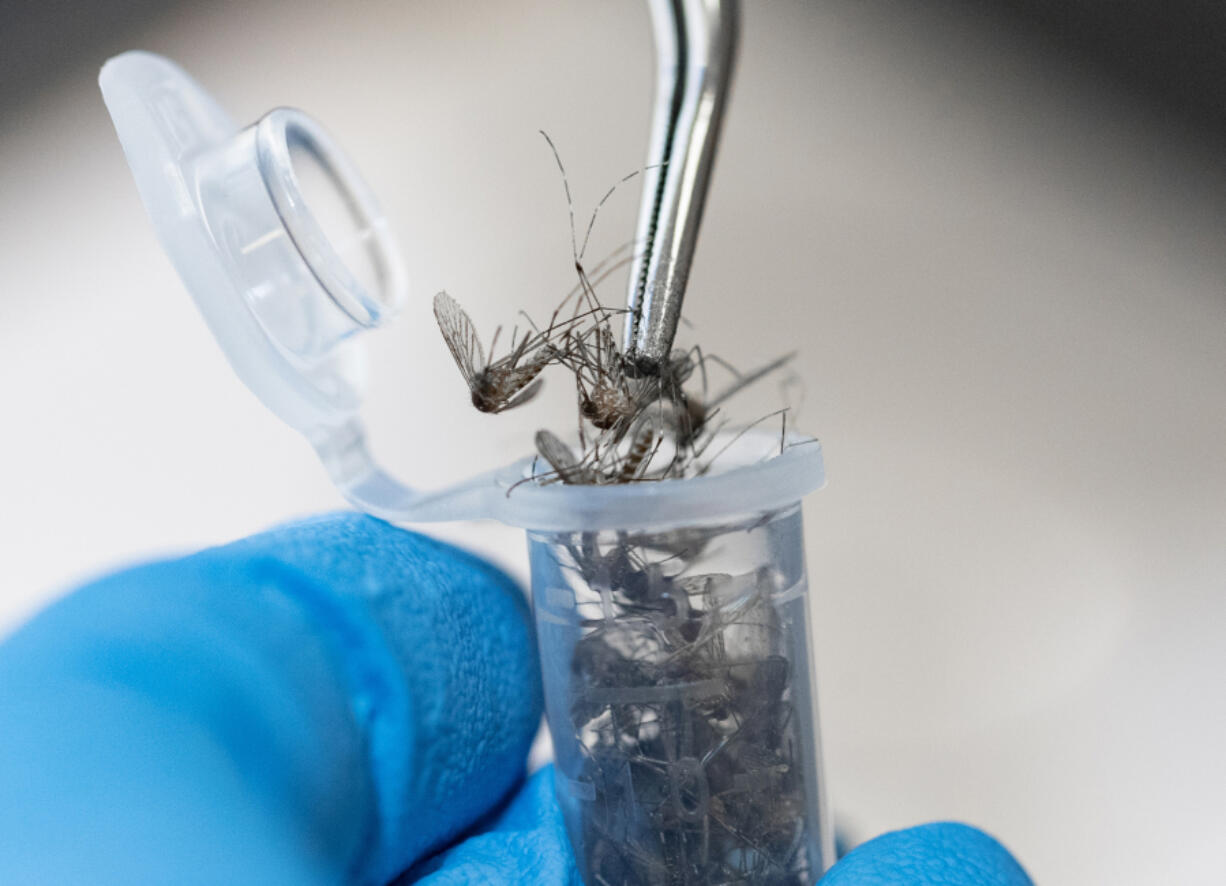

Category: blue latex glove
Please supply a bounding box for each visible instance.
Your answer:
[0,513,1032,885]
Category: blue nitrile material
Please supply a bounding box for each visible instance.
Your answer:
[0,513,541,885]
[820,821,1034,886]
[404,766,578,884]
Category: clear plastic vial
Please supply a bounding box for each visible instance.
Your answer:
[528,447,833,885]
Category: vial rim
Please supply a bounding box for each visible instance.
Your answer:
[486,430,826,531]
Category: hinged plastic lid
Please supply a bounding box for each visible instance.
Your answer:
[100,51,406,433]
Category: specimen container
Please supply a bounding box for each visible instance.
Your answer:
[525,431,833,885]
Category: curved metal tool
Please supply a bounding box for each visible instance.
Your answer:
[623,0,740,375]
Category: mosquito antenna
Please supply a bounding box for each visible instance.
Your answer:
[539,129,579,265]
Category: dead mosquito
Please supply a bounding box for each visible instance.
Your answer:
[433,290,603,414]
[571,324,640,434]
[432,133,802,486]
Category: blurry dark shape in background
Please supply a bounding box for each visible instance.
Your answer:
[0,0,192,125]
[2,0,1225,145]
[994,0,1226,141]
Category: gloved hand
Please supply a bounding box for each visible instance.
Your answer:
[0,512,1032,885]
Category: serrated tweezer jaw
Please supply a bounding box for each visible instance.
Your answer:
[623,0,740,376]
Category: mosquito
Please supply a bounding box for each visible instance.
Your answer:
[434,290,581,414]
[572,324,640,433]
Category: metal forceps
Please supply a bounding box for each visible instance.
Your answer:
[623,0,740,375]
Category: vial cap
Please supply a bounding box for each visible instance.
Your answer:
[100,51,407,434]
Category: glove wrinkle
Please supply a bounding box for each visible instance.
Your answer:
[220,513,543,883]
[403,766,580,885]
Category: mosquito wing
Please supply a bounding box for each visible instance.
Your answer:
[534,429,587,482]
[484,337,556,409]
[433,291,485,386]
[496,376,545,412]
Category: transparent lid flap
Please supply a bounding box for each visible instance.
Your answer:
[100,51,407,435]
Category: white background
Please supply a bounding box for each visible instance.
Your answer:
[1,1,1223,882]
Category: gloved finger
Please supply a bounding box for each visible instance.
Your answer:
[820,822,1033,886]
[0,512,542,886]
[400,765,577,885]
